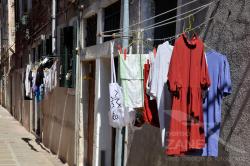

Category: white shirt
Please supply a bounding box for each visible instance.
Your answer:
[25,65,31,97]
[149,41,173,147]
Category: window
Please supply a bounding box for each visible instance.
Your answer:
[14,0,20,23]
[85,14,97,47]
[153,0,177,46]
[59,25,77,88]
[104,1,121,42]
[22,0,28,14]
[46,35,52,56]
[32,48,36,63]
[38,43,43,61]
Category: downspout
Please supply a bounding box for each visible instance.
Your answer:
[52,0,56,55]
[122,0,129,166]
[115,1,129,166]
[75,4,85,166]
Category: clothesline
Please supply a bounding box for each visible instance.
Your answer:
[101,0,216,34]
[99,1,215,38]
[136,2,213,32]
[101,16,215,47]
[146,16,215,41]
[141,6,208,32]
[103,2,212,34]
[100,0,220,35]
[97,7,211,38]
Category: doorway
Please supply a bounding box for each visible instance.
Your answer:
[82,61,95,166]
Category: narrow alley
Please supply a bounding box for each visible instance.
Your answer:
[0,106,66,166]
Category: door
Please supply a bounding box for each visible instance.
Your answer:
[82,61,95,166]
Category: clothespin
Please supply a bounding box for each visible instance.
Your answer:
[153,47,157,58]
[117,44,122,54]
[147,59,150,65]
[124,48,127,60]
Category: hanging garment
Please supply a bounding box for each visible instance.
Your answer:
[35,65,44,87]
[43,68,52,95]
[149,41,173,147]
[28,71,33,88]
[166,34,211,155]
[145,52,155,97]
[32,70,37,92]
[202,51,232,156]
[51,61,58,89]
[25,65,32,97]
[143,62,159,127]
[120,53,148,109]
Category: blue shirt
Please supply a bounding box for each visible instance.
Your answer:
[202,51,232,156]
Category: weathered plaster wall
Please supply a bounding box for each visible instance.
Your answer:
[42,87,75,166]
[9,70,32,132]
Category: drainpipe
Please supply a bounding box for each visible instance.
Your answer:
[75,4,85,166]
[115,1,129,166]
[122,1,129,166]
[52,0,56,55]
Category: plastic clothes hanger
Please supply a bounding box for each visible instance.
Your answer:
[184,15,195,38]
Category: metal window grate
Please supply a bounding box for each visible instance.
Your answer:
[85,14,97,47]
[154,0,177,46]
[104,1,121,42]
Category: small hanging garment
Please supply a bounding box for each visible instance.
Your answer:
[119,53,148,109]
[143,61,159,127]
[166,34,211,155]
[35,65,44,87]
[51,61,58,89]
[108,41,130,128]
[202,51,232,156]
[25,64,32,97]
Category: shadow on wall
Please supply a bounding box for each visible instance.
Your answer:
[41,87,75,166]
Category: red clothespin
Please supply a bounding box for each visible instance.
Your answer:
[117,44,122,54]
[153,47,157,58]
[124,48,127,60]
[147,59,150,65]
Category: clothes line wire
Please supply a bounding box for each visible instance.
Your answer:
[140,2,213,31]
[99,1,216,37]
[142,5,211,32]
[146,16,215,42]
[99,15,214,40]
[98,5,209,38]
[114,16,215,50]
[101,3,212,37]
[100,0,220,34]
[100,0,201,34]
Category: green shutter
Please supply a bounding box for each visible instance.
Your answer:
[72,22,77,88]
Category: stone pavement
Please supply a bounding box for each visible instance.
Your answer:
[0,106,68,166]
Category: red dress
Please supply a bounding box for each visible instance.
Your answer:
[166,34,210,155]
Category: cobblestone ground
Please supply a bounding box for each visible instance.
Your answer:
[0,106,68,166]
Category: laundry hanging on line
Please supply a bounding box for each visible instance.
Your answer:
[24,58,58,101]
